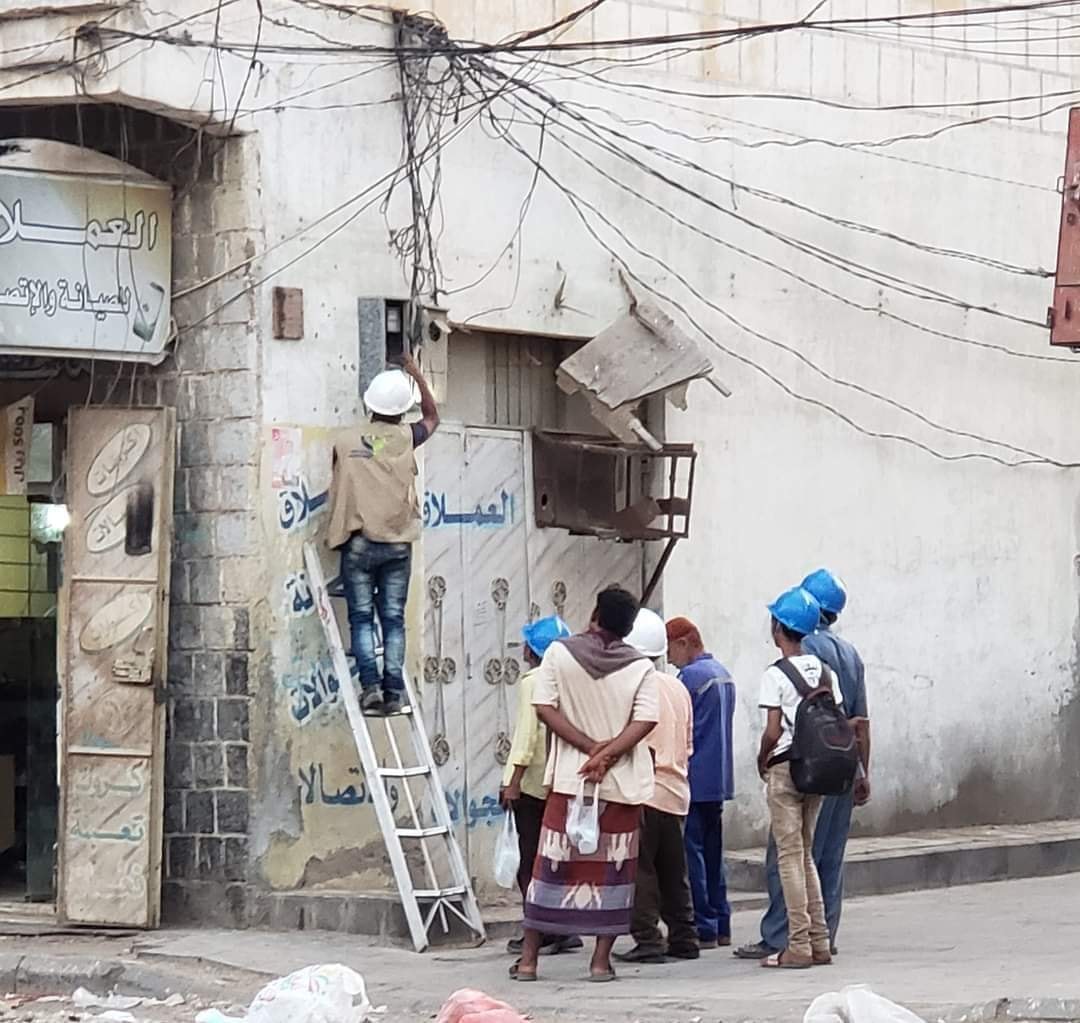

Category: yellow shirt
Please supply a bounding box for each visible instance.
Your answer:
[501,670,549,800]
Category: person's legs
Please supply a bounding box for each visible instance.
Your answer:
[514,928,544,978]
[340,536,381,710]
[713,807,732,941]
[736,833,785,958]
[813,791,854,945]
[684,803,717,943]
[514,795,545,902]
[592,935,617,977]
[656,810,698,956]
[802,795,829,959]
[373,542,412,706]
[766,765,813,962]
[759,835,788,949]
[699,802,725,944]
[623,807,665,957]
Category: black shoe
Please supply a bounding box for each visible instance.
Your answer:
[733,941,777,960]
[360,688,384,716]
[541,935,583,955]
[506,936,524,954]
[830,943,838,956]
[613,945,667,964]
[664,945,701,960]
[382,693,406,715]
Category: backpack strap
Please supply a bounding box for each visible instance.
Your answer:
[773,657,812,697]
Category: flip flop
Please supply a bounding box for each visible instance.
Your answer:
[761,951,812,970]
[587,968,618,983]
[508,961,537,982]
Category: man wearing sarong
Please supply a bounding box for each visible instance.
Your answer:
[510,586,660,984]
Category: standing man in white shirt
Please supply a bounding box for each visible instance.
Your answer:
[754,586,843,970]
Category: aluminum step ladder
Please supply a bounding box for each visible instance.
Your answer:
[303,541,487,952]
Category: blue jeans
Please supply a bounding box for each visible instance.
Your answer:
[684,801,731,941]
[340,535,411,695]
[760,790,853,950]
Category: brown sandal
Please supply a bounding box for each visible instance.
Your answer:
[761,950,813,970]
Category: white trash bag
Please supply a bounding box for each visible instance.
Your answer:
[196,964,374,1023]
[565,778,600,855]
[493,810,520,889]
[805,986,927,1023]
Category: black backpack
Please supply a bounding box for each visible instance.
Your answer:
[774,658,858,796]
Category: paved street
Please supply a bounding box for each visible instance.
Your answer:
[112,874,1080,1023]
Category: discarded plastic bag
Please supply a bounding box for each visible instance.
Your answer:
[805,986,927,1023]
[565,778,600,855]
[493,811,520,888]
[195,964,374,1023]
[436,988,528,1023]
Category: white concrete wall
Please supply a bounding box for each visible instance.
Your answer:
[7,0,1080,870]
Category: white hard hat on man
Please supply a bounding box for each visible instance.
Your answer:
[364,368,416,417]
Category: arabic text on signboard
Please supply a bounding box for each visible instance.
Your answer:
[0,170,172,361]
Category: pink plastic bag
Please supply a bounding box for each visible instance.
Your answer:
[435,989,527,1023]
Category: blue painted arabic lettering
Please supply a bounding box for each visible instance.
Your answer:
[278,477,329,532]
[423,490,515,530]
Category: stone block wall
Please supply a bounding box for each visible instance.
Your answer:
[0,104,266,925]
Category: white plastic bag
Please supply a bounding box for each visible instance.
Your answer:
[196,964,374,1023]
[804,986,927,1023]
[565,778,600,855]
[493,810,520,888]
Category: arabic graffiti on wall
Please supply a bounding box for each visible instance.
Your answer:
[69,814,147,843]
[423,490,515,529]
[299,759,501,831]
[298,762,400,811]
[0,166,172,358]
[284,571,316,618]
[285,655,351,725]
[279,477,329,532]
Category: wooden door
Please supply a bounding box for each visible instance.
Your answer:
[57,407,174,927]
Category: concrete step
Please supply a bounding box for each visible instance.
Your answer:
[726,818,1080,897]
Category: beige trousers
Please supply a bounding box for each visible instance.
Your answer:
[766,763,829,959]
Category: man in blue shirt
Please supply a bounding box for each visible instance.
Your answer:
[735,569,870,961]
[666,616,736,949]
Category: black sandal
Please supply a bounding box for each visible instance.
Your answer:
[508,960,537,982]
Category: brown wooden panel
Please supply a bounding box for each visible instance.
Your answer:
[65,415,168,582]
[58,407,173,928]
[65,580,158,755]
[1051,107,1080,345]
[62,755,154,927]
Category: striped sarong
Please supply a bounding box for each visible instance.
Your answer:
[523,792,641,937]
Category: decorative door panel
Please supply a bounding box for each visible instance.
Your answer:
[58,407,174,927]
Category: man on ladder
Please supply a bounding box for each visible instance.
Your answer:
[326,354,440,716]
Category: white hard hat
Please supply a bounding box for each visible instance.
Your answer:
[364,369,414,417]
[626,608,667,659]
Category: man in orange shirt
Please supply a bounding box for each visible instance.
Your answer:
[615,609,698,964]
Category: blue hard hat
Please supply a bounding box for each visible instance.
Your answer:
[522,615,571,658]
[768,586,822,637]
[801,568,848,616]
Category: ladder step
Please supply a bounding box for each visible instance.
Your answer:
[378,766,431,778]
[414,885,467,899]
[397,825,449,839]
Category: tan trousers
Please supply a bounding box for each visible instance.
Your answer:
[766,763,829,960]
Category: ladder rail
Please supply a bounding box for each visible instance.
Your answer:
[397,667,486,939]
[302,541,486,950]
[380,717,449,934]
[304,543,432,952]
